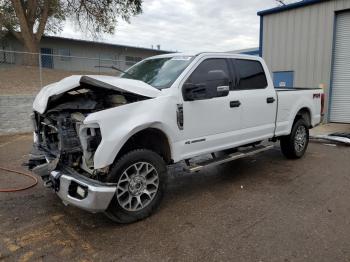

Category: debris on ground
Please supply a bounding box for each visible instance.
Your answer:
[310,132,350,146]
[329,132,350,139]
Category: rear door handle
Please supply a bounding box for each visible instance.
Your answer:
[230,100,241,108]
[266,97,275,103]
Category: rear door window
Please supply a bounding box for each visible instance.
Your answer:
[233,59,267,89]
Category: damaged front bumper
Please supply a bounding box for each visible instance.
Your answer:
[29,140,116,213]
[48,167,116,213]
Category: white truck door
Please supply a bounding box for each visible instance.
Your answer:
[180,58,241,158]
[230,58,277,143]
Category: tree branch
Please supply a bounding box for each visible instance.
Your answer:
[10,0,34,46]
[10,29,23,42]
[35,0,50,42]
[27,0,38,29]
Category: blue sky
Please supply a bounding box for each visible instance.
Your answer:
[60,0,296,52]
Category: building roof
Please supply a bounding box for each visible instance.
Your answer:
[258,0,330,16]
[227,47,259,55]
[42,35,172,53]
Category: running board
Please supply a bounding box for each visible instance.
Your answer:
[186,144,274,173]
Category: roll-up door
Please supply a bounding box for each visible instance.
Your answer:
[330,12,350,123]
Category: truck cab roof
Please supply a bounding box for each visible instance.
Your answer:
[147,52,262,61]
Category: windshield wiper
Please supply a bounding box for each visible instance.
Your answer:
[94,65,136,78]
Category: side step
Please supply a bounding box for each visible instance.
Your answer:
[186,144,274,173]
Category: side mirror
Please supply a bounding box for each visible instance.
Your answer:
[183,82,207,101]
[216,85,230,97]
[206,70,230,97]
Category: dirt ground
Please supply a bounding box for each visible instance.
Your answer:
[0,134,349,262]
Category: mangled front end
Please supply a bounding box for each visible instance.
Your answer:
[28,75,157,212]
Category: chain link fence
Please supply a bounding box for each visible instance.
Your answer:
[0,50,136,95]
[0,49,143,133]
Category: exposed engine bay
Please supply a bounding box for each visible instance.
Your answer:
[29,76,149,181]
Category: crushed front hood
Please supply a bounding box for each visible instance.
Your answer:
[33,75,161,114]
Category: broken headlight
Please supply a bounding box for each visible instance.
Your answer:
[78,123,102,171]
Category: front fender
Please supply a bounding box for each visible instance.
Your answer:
[95,122,173,169]
[84,97,178,169]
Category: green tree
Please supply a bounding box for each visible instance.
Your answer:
[0,0,142,62]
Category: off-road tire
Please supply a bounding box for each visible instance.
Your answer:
[104,149,167,223]
[280,118,309,159]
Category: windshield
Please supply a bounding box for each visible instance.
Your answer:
[120,56,193,89]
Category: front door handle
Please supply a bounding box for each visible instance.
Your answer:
[230,100,241,108]
[266,97,275,103]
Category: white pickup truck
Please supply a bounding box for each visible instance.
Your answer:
[29,52,323,223]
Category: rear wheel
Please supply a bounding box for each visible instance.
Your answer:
[105,149,167,223]
[280,118,309,159]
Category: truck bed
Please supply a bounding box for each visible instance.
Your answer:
[274,88,323,137]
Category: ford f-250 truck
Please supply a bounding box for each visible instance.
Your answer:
[28,53,323,223]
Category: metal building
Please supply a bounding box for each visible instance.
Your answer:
[258,0,350,123]
[1,35,170,72]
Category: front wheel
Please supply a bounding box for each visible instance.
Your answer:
[105,149,167,223]
[280,118,309,159]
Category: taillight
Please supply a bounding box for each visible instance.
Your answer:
[321,93,325,115]
[313,93,325,115]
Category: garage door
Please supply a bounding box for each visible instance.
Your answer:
[330,12,350,123]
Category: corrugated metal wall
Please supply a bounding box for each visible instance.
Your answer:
[261,0,350,119]
[329,11,350,123]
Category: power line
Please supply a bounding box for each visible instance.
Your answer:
[275,0,286,6]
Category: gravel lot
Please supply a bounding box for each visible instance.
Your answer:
[0,134,349,261]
